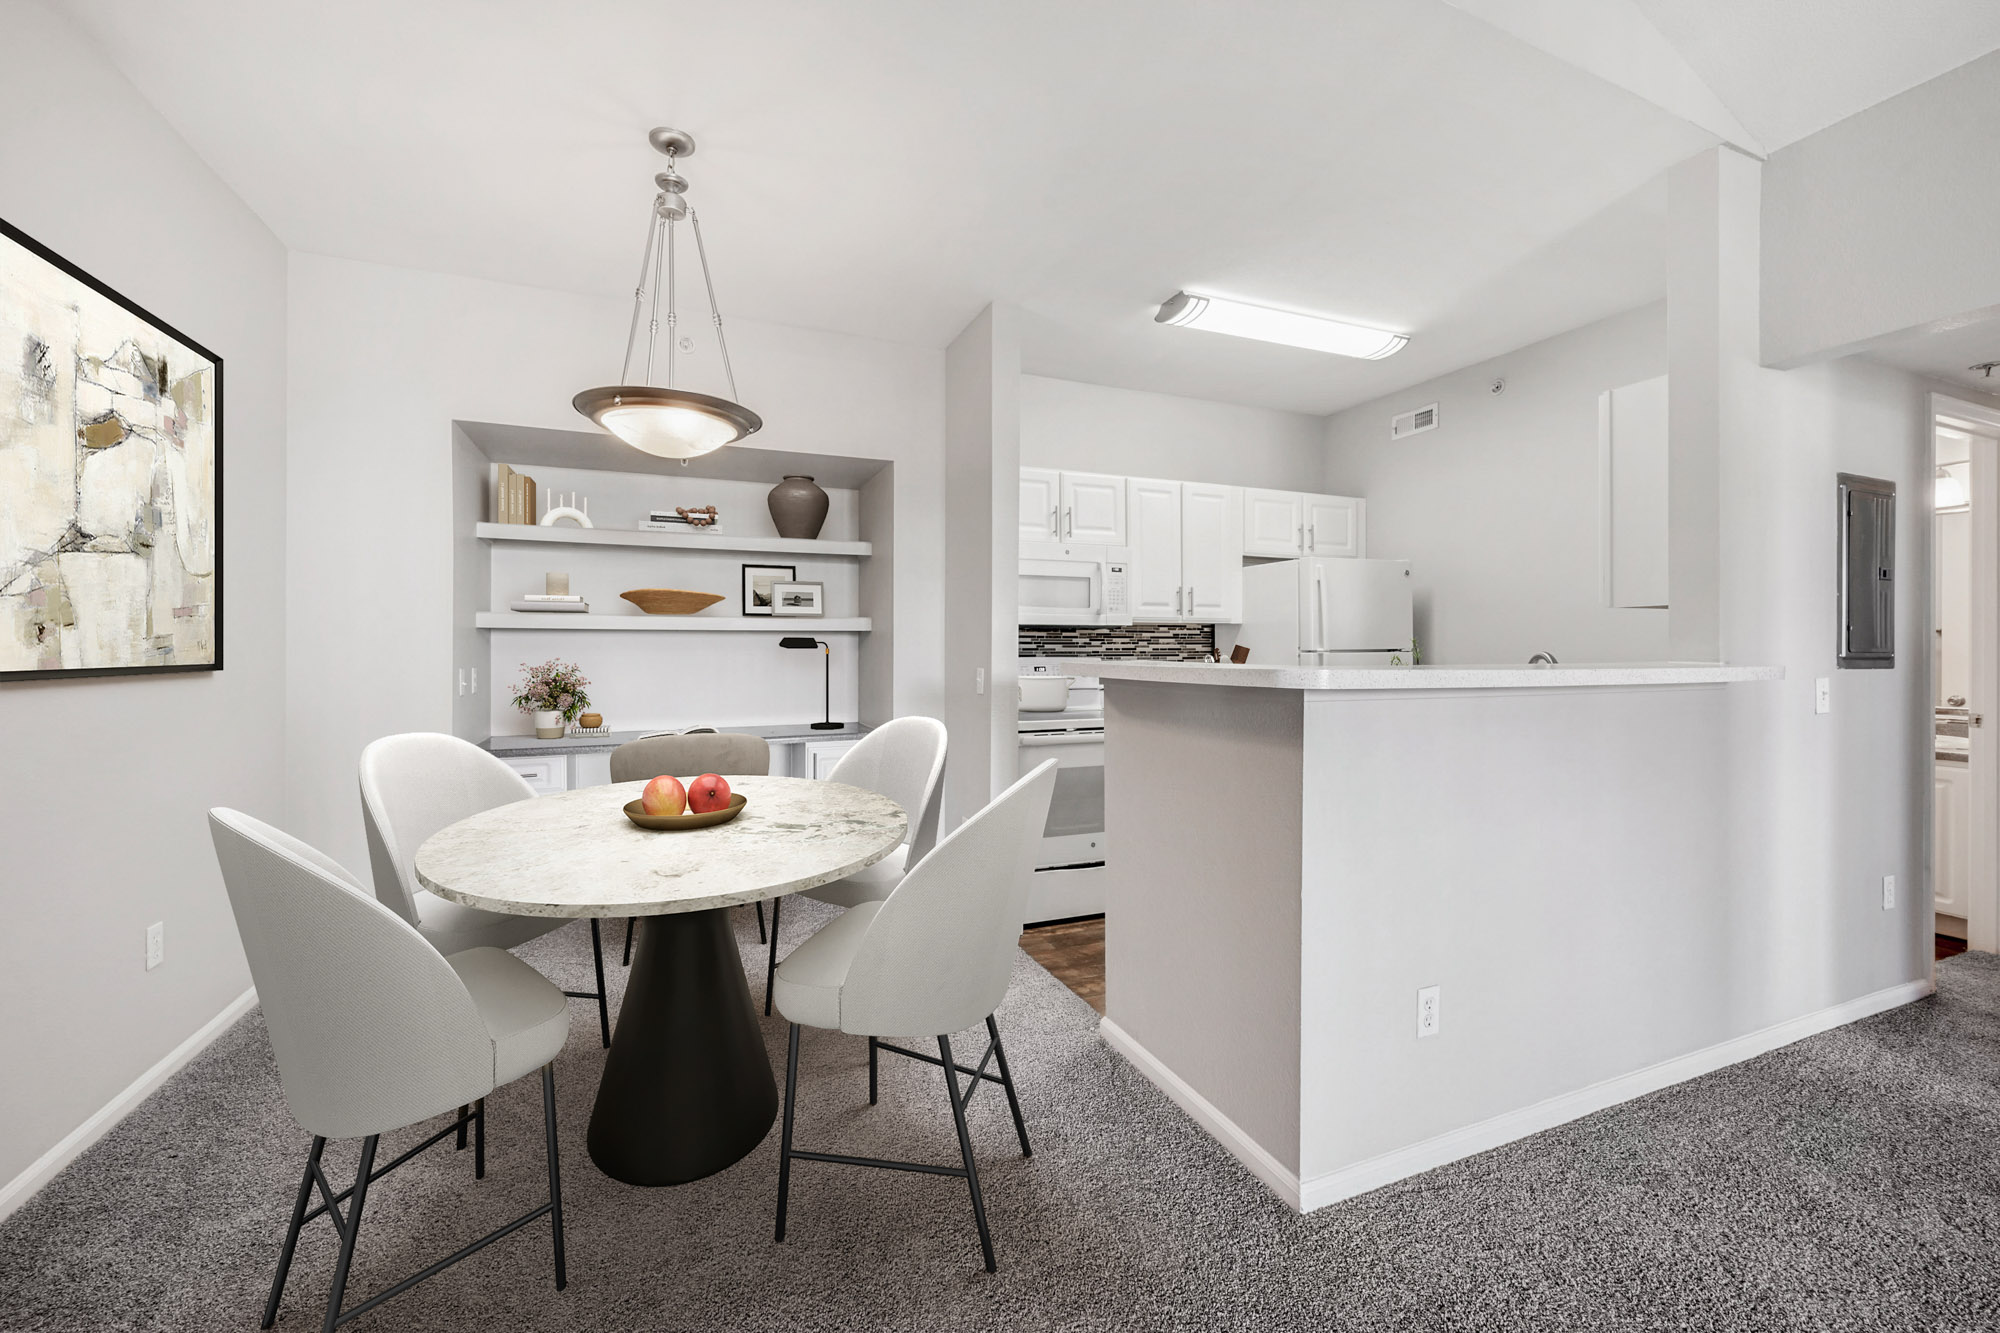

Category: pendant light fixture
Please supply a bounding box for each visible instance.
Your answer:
[574,127,761,460]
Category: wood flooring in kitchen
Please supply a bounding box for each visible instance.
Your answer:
[1020,915,1105,1014]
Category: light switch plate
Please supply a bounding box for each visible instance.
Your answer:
[146,921,164,971]
[1815,678,1830,714]
[1882,875,1895,910]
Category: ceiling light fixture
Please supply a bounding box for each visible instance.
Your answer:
[574,127,761,461]
[1937,464,1970,512]
[1154,291,1408,360]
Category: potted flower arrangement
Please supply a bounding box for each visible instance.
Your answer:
[512,659,592,739]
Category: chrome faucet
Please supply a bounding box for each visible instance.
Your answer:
[1528,651,1559,666]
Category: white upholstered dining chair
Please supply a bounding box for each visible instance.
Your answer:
[360,732,612,1047]
[608,730,773,961]
[208,808,570,1332]
[770,758,1056,1273]
[761,716,947,1013]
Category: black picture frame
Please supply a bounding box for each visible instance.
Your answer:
[0,214,224,683]
[740,563,795,616]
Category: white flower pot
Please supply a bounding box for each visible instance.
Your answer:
[533,709,564,739]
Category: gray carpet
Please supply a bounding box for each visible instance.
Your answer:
[6,908,2000,1332]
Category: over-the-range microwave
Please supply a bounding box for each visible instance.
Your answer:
[1019,541,1132,627]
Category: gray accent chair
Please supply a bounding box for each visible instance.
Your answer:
[771,758,1056,1273]
[208,808,570,1332]
[609,731,772,961]
[762,716,947,1013]
[359,732,612,1047]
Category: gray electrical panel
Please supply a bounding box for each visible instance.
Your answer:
[1838,473,1895,669]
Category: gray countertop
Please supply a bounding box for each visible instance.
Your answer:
[1055,659,1785,691]
[483,721,872,757]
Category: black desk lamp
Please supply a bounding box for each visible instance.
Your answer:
[780,637,844,730]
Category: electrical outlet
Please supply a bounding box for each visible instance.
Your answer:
[457,668,467,697]
[1882,875,1896,910]
[146,921,164,971]
[975,667,985,696]
[1416,985,1440,1039]
[1815,678,1830,714]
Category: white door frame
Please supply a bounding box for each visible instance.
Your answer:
[1932,392,2000,951]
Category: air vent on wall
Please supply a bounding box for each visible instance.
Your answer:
[1391,403,1439,439]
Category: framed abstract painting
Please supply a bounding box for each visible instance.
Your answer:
[0,216,222,681]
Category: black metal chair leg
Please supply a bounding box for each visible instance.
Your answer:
[474,1098,486,1179]
[868,1036,879,1105]
[764,897,782,1016]
[321,1134,380,1333]
[939,1034,996,1272]
[262,1137,323,1329]
[589,919,611,1048]
[756,900,767,943]
[985,1015,1031,1158]
[775,1023,801,1242]
[542,1064,567,1290]
[623,916,635,966]
[455,1105,468,1150]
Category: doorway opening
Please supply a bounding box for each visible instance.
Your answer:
[1931,395,2000,956]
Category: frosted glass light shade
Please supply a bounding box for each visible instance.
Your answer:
[573,385,762,460]
[1936,464,1969,512]
[1155,291,1407,360]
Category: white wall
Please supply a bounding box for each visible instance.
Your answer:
[1763,48,2000,368]
[288,253,943,875]
[0,1,287,1198]
[1021,374,1324,491]
[1938,508,1971,703]
[1323,303,1671,665]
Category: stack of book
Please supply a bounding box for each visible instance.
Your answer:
[509,593,589,613]
[639,508,718,532]
[494,464,539,525]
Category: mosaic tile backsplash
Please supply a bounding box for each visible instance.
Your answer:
[1018,623,1217,661]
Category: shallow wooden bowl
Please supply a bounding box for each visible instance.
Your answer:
[622,793,747,831]
[621,588,726,615]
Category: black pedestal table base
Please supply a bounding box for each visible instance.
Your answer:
[587,906,778,1185]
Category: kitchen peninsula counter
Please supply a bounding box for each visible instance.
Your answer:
[1074,657,1789,1215]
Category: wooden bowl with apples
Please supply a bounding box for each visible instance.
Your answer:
[623,773,745,830]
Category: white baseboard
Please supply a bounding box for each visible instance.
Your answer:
[1101,976,1934,1216]
[0,987,258,1225]
[1097,1016,1302,1209]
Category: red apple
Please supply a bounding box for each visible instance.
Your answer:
[641,775,687,816]
[687,773,731,813]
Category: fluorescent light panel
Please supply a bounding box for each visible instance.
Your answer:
[1155,291,1407,360]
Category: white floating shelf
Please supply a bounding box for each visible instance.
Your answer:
[476,613,872,633]
[475,523,870,558]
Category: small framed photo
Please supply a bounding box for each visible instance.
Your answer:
[770,581,825,617]
[741,563,795,616]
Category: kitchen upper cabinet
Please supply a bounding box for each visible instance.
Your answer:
[1242,489,1364,559]
[1061,471,1127,545]
[1127,477,1184,619]
[1304,494,1363,558]
[1243,489,1304,557]
[1127,477,1243,623]
[1182,482,1244,621]
[1020,468,1062,543]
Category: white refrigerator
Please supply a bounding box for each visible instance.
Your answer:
[1239,558,1414,666]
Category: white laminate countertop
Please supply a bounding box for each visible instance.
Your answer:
[1050,659,1785,690]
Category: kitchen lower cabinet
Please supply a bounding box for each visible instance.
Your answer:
[805,738,860,779]
[501,754,569,794]
[1936,761,1970,924]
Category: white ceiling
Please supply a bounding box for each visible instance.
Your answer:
[54,0,2000,416]
[1863,314,2000,398]
[1630,0,2000,150]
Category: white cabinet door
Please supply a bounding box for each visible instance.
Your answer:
[1182,482,1244,622]
[1020,468,1062,544]
[502,755,569,795]
[1242,489,1304,557]
[807,738,860,780]
[1126,477,1184,620]
[1304,494,1363,558]
[1061,471,1127,546]
[1936,763,1970,918]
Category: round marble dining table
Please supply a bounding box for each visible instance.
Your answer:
[415,775,906,1186]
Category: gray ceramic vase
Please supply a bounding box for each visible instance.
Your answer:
[767,475,829,540]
